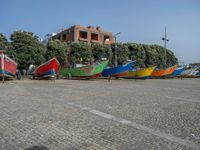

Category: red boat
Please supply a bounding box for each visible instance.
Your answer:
[0,51,17,80]
[34,58,60,79]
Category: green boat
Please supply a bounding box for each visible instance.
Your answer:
[61,60,109,78]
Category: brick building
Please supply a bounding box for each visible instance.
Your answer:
[52,25,114,44]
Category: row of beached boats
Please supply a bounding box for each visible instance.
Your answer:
[0,52,200,81]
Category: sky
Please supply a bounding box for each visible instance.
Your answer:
[1,0,200,64]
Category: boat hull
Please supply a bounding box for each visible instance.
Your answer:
[0,54,17,78]
[34,58,60,78]
[181,67,198,76]
[170,66,185,77]
[126,66,156,79]
[61,60,109,78]
[151,65,178,77]
[102,61,134,77]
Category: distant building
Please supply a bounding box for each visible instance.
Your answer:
[189,62,200,67]
[52,25,114,44]
[42,33,57,44]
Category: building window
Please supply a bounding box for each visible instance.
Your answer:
[104,35,110,42]
[62,34,66,40]
[57,36,61,40]
[79,31,88,39]
[91,33,98,41]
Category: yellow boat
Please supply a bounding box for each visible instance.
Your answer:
[126,66,156,79]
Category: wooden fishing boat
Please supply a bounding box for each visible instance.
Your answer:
[34,58,60,79]
[102,61,135,77]
[170,66,185,77]
[151,65,178,77]
[126,66,156,79]
[61,60,109,78]
[191,68,200,76]
[0,52,17,80]
[181,67,198,76]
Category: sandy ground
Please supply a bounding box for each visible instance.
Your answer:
[0,78,200,150]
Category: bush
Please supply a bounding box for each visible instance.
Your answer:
[46,40,69,66]
[68,42,93,66]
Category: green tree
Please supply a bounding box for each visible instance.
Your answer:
[126,43,146,67]
[0,33,8,50]
[125,43,178,68]
[111,43,129,66]
[46,40,69,66]
[10,31,46,70]
[166,48,178,67]
[91,43,113,62]
[144,46,159,67]
[150,45,177,68]
[68,42,93,66]
[149,45,165,68]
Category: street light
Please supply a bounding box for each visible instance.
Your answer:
[114,32,121,67]
[162,27,169,68]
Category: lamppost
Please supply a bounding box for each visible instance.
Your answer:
[114,32,121,67]
[162,27,169,68]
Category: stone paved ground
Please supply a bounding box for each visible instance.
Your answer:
[0,78,200,150]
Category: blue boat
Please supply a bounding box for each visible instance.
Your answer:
[170,66,185,76]
[196,71,200,76]
[102,61,135,77]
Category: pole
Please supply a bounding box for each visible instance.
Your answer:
[114,36,117,67]
[162,27,169,68]
[114,32,121,67]
[1,53,5,83]
[164,27,167,68]
[165,27,167,68]
[2,74,4,83]
[164,27,167,49]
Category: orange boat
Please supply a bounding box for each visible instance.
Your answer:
[151,65,178,77]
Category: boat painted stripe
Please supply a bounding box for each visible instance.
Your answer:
[110,71,128,77]
[36,69,56,77]
[69,72,102,78]
[67,102,200,149]
[4,55,17,65]
[41,75,55,78]
[0,70,15,77]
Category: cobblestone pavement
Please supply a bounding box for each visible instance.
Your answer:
[0,79,200,150]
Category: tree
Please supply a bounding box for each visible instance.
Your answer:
[91,43,113,62]
[126,43,146,67]
[68,42,93,66]
[10,31,46,70]
[0,33,8,50]
[125,43,178,68]
[46,40,69,66]
[150,45,178,68]
[166,48,178,67]
[111,43,129,66]
[144,46,159,67]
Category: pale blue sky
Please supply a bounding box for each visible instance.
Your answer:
[1,0,200,63]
